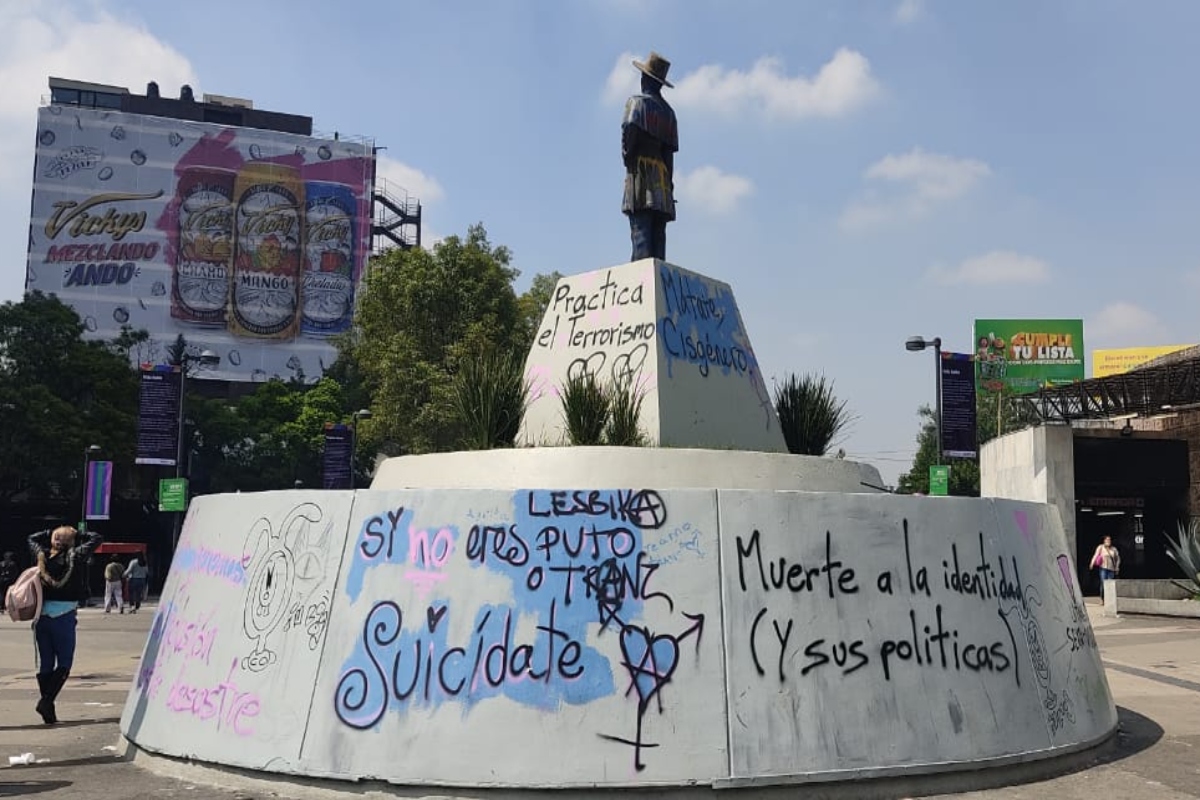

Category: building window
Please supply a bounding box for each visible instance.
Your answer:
[95,93,123,109]
[51,87,79,105]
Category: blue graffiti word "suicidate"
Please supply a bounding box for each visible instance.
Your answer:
[334,598,585,729]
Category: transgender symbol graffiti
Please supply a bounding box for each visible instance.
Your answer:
[241,502,333,672]
[597,603,704,771]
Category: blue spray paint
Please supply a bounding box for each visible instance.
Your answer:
[343,506,416,603]
[657,264,758,379]
[333,489,670,729]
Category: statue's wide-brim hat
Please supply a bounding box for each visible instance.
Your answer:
[633,52,674,88]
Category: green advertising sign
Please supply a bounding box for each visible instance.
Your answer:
[929,465,950,496]
[974,319,1085,396]
[159,477,188,512]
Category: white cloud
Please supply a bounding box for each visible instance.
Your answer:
[373,154,445,250]
[927,251,1051,285]
[603,48,881,121]
[374,154,445,204]
[839,148,991,230]
[1089,302,1170,347]
[0,1,197,302]
[603,51,641,106]
[675,165,754,214]
[894,0,925,24]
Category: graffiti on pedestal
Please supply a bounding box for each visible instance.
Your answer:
[333,489,705,771]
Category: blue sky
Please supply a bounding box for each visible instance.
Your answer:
[2,0,1199,483]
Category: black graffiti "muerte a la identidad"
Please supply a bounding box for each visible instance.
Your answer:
[737,522,1025,686]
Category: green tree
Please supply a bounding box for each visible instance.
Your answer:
[347,224,526,454]
[0,292,140,501]
[188,377,348,493]
[896,393,1035,495]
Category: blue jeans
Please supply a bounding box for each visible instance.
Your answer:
[34,611,77,675]
[128,578,146,609]
[628,211,668,261]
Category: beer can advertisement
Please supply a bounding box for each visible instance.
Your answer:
[973,319,1085,396]
[25,106,374,382]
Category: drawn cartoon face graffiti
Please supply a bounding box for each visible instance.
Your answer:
[246,546,293,639]
[240,502,325,672]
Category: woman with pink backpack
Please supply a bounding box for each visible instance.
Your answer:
[26,525,102,724]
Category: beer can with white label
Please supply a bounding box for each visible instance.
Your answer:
[172,167,235,326]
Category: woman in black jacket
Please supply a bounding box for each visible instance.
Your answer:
[28,525,102,724]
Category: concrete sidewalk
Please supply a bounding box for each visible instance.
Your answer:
[0,601,1198,798]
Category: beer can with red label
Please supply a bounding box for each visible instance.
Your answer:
[171,167,235,326]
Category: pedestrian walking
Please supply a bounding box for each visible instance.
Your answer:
[1091,535,1122,601]
[103,556,125,614]
[0,552,19,611]
[28,525,102,724]
[124,556,148,613]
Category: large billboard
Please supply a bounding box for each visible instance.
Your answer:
[1093,345,1195,378]
[974,319,1084,396]
[26,105,375,382]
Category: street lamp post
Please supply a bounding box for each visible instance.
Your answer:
[906,336,944,467]
[351,409,373,489]
[80,444,101,529]
[172,350,220,551]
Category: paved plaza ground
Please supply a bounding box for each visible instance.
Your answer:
[0,600,1197,799]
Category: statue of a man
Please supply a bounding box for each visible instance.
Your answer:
[622,52,678,262]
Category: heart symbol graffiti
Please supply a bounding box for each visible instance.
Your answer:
[568,352,606,381]
[612,343,649,385]
[619,626,679,709]
[426,605,448,633]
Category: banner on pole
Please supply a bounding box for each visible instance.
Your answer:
[136,365,182,466]
[85,460,113,520]
[322,423,353,489]
[940,352,978,459]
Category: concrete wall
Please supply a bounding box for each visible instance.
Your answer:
[653,262,785,453]
[119,491,354,772]
[720,492,1113,780]
[122,482,1115,788]
[981,426,1077,560]
[301,488,727,786]
[517,260,787,453]
[1104,579,1200,618]
[521,260,660,447]
[372,447,886,494]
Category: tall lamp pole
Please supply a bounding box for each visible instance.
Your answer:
[80,444,101,529]
[906,336,944,467]
[351,409,372,489]
[172,350,220,552]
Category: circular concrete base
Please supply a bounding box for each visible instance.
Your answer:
[371,446,887,493]
[122,451,1115,791]
[122,726,1119,800]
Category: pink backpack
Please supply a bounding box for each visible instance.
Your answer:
[6,567,43,623]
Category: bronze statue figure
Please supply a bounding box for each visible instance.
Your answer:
[622,52,678,262]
